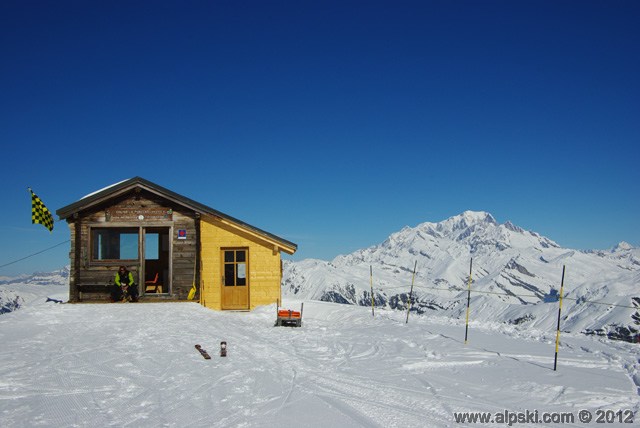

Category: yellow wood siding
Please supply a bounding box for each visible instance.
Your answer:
[200,215,282,310]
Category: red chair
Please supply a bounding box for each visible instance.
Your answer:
[145,273,162,293]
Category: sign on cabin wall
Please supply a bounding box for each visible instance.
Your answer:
[105,201,173,222]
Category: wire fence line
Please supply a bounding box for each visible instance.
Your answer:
[0,240,70,270]
[371,273,637,310]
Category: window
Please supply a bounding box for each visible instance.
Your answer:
[91,228,139,261]
[223,249,247,286]
[145,232,159,260]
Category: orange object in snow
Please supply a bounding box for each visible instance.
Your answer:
[275,301,304,327]
[278,309,301,318]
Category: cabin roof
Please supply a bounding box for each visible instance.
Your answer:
[56,176,297,254]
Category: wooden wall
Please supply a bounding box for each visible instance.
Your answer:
[199,214,283,310]
[65,189,197,302]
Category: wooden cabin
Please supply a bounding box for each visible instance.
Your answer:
[56,177,297,310]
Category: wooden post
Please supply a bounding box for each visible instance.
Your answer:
[553,265,566,371]
[464,258,473,344]
[405,261,417,324]
[370,265,375,317]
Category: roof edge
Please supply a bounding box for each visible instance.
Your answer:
[56,177,297,254]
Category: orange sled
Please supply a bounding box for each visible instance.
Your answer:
[275,301,303,327]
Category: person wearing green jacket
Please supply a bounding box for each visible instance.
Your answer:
[111,266,139,302]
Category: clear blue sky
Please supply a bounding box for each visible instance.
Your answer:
[1,1,638,276]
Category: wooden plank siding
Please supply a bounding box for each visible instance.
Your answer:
[65,190,197,302]
[200,214,283,310]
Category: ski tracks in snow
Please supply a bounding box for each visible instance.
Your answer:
[199,304,455,427]
[1,301,639,427]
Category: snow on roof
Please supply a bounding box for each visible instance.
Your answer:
[81,178,132,200]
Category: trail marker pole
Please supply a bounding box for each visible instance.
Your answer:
[370,265,375,317]
[553,265,566,371]
[405,261,417,324]
[464,258,473,344]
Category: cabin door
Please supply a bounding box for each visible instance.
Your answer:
[143,227,170,294]
[221,248,249,310]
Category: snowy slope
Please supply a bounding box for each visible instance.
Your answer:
[0,267,69,314]
[0,284,639,427]
[283,211,640,341]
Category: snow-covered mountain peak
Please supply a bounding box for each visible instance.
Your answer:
[611,241,634,252]
[332,211,561,269]
[435,211,497,233]
[415,211,559,253]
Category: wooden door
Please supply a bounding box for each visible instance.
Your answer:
[221,248,249,309]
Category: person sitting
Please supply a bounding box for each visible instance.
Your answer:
[111,266,139,302]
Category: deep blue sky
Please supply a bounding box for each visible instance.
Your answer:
[1,1,638,276]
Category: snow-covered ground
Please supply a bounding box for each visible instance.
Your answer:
[1,282,639,427]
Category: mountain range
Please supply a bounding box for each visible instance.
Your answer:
[282,211,640,341]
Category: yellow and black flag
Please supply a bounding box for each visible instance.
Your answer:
[29,188,54,232]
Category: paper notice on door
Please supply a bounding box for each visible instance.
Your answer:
[237,263,246,279]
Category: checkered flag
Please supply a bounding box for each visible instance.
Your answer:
[29,188,54,232]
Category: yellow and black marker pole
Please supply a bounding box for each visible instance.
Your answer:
[405,261,417,324]
[370,265,375,317]
[464,258,473,344]
[553,265,566,371]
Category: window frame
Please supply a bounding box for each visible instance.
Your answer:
[89,226,141,264]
